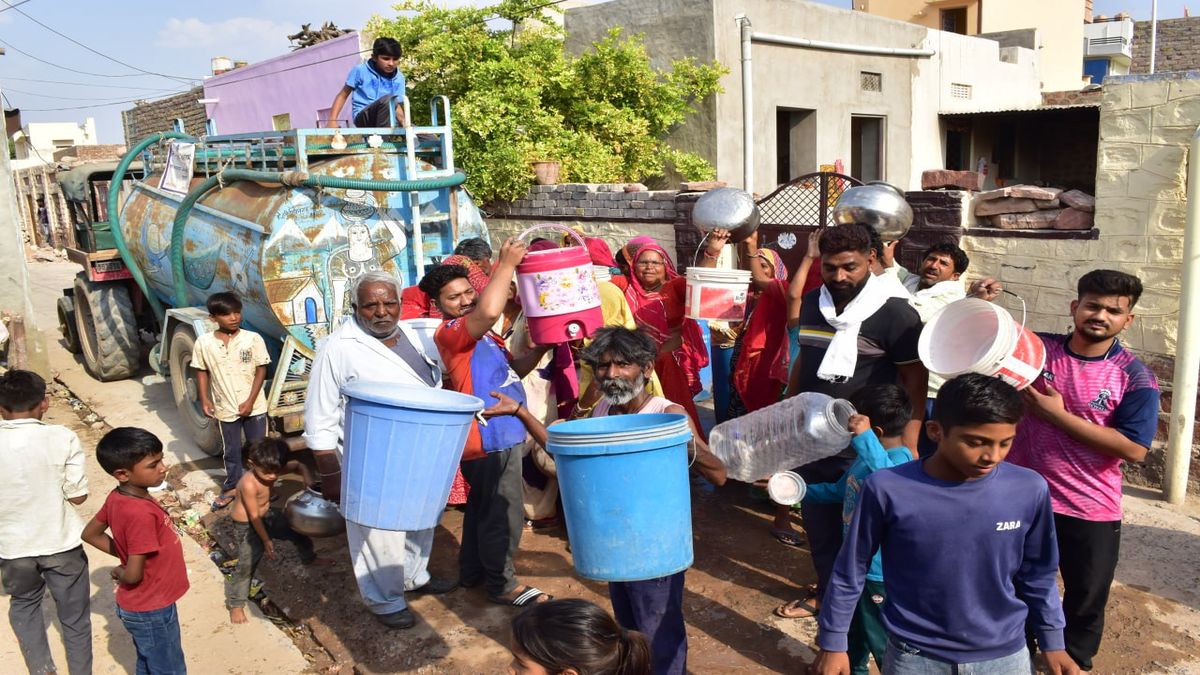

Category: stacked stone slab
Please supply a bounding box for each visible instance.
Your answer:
[973,185,1095,230]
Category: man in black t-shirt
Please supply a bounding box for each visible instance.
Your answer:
[774,223,927,620]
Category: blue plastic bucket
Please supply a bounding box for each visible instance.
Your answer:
[341,381,483,531]
[548,413,694,582]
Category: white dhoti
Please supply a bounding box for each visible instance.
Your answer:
[344,521,434,614]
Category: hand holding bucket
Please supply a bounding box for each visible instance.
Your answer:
[917,294,1046,390]
[514,223,603,345]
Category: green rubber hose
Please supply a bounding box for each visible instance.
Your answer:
[107,132,195,322]
[169,168,467,308]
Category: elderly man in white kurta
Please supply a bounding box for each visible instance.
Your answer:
[304,271,458,630]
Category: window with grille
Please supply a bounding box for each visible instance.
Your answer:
[950,83,972,99]
[860,72,882,92]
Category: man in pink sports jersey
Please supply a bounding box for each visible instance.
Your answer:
[1007,269,1160,671]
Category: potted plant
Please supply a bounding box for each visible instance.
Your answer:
[530,139,563,186]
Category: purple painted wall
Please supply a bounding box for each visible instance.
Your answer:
[202,32,366,134]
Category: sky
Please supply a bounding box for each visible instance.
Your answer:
[0,0,1191,144]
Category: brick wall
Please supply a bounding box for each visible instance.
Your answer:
[53,144,126,162]
[486,183,680,262]
[121,87,207,146]
[1130,16,1200,74]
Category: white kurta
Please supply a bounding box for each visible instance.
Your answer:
[303,317,443,614]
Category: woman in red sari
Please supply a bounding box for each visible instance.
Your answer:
[622,240,709,435]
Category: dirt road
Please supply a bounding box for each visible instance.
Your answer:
[12,260,1200,673]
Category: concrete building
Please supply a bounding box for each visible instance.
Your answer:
[565,0,1042,195]
[10,118,98,169]
[861,0,1089,92]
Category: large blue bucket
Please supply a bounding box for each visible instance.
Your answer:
[341,381,483,531]
[548,413,694,582]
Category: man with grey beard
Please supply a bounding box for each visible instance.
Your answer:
[487,327,725,675]
[303,271,458,630]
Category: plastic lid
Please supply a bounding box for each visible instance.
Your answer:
[767,471,807,506]
[342,381,484,413]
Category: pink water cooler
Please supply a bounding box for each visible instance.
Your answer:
[515,225,603,345]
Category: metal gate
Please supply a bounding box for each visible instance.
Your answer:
[755,172,861,278]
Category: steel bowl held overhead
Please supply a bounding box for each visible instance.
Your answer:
[692,187,761,242]
[284,487,346,538]
[831,181,914,241]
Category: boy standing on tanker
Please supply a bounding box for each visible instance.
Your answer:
[0,370,92,675]
[193,292,271,511]
[811,374,1078,675]
[1007,270,1159,671]
[83,428,190,674]
[328,37,406,128]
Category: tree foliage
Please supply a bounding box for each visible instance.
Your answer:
[367,0,725,203]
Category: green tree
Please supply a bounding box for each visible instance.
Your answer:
[367,0,725,203]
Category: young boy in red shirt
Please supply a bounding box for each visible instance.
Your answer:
[83,427,190,674]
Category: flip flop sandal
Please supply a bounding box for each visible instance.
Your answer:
[769,527,806,547]
[773,598,820,619]
[489,586,552,607]
[210,495,235,512]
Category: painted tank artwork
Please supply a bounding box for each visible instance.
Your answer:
[120,153,488,353]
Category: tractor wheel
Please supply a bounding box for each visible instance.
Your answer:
[168,326,223,456]
[72,274,140,381]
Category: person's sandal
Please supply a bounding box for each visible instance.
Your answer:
[210,494,235,512]
[488,586,552,607]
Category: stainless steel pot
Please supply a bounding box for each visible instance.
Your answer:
[284,487,346,538]
[692,187,760,242]
[831,181,914,240]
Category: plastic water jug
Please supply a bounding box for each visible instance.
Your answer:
[710,392,856,482]
[515,224,604,345]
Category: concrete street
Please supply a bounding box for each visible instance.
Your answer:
[0,260,309,674]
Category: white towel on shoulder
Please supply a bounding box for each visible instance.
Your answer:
[903,275,966,323]
[817,273,909,383]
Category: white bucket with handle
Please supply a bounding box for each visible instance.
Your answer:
[918,297,1046,390]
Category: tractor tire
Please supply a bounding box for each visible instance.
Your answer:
[73,274,140,381]
[168,326,223,456]
[57,296,81,354]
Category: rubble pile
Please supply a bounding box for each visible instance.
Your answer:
[973,186,1095,230]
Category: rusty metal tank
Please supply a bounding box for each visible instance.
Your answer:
[119,151,487,353]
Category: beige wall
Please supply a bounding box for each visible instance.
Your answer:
[980,0,1085,92]
[564,0,1041,195]
[861,0,980,34]
[958,73,1198,359]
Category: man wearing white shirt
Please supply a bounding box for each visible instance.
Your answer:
[304,271,458,630]
[882,241,1003,455]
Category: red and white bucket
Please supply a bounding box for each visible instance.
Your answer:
[918,297,1046,390]
[684,267,752,321]
[515,224,604,345]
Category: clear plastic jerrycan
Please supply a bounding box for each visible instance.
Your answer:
[710,391,856,483]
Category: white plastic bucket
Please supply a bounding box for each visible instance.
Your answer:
[401,318,443,371]
[684,267,752,321]
[593,264,612,284]
[918,298,1046,390]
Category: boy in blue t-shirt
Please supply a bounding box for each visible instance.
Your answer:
[788,384,912,673]
[328,37,406,128]
[811,374,1079,675]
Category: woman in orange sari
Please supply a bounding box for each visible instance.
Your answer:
[622,241,708,435]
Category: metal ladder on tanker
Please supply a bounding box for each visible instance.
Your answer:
[395,95,458,279]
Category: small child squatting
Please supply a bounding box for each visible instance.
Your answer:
[226,438,333,624]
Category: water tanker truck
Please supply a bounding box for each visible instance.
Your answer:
[55,98,489,454]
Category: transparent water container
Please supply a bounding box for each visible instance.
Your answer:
[710,392,856,482]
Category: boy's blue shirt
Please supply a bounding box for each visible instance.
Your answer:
[804,431,912,582]
[346,59,405,119]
